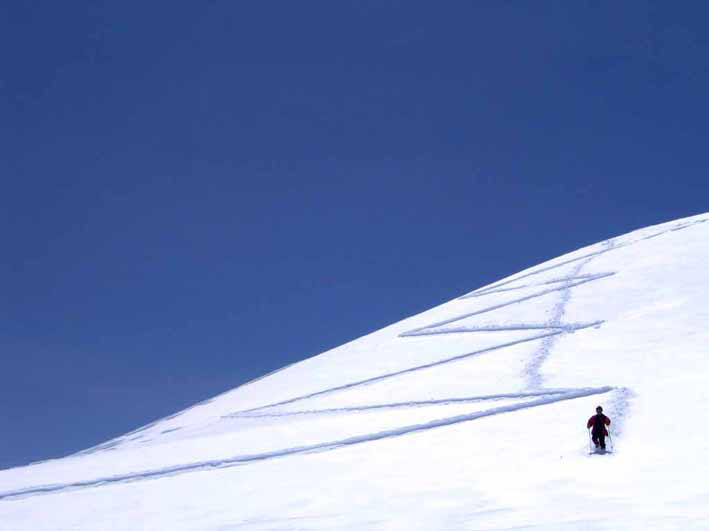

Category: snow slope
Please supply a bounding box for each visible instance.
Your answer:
[2,213,709,530]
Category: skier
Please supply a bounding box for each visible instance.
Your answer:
[587,406,611,451]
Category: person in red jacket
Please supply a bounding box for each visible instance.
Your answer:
[587,406,611,450]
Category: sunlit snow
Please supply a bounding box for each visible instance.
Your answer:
[1,214,708,530]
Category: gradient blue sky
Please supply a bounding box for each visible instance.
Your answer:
[1,1,707,469]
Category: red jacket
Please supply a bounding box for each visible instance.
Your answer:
[587,414,611,435]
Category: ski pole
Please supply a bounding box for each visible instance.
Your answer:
[588,428,593,453]
[607,429,613,452]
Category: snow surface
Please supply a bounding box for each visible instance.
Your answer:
[2,213,709,530]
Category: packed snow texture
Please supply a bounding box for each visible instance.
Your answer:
[1,213,709,530]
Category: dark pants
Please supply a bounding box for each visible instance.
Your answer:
[592,432,606,449]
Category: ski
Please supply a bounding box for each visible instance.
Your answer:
[589,448,612,455]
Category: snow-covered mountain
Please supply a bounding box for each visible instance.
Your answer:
[2,213,709,530]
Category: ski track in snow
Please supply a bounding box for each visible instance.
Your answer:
[3,218,706,502]
[460,273,611,299]
[524,240,616,390]
[0,387,612,501]
[234,246,616,416]
[463,218,706,299]
[400,273,615,336]
[225,389,587,418]
[236,326,599,415]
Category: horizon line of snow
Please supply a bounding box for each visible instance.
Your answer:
[462,217,706,298]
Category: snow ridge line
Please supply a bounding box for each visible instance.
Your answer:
[81,217,707,457]
[232,256,611,414]
[69,218,708,463]
[0,387,613,502]
[463,217,706,298]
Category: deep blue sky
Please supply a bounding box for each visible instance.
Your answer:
[1,1,707,469]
